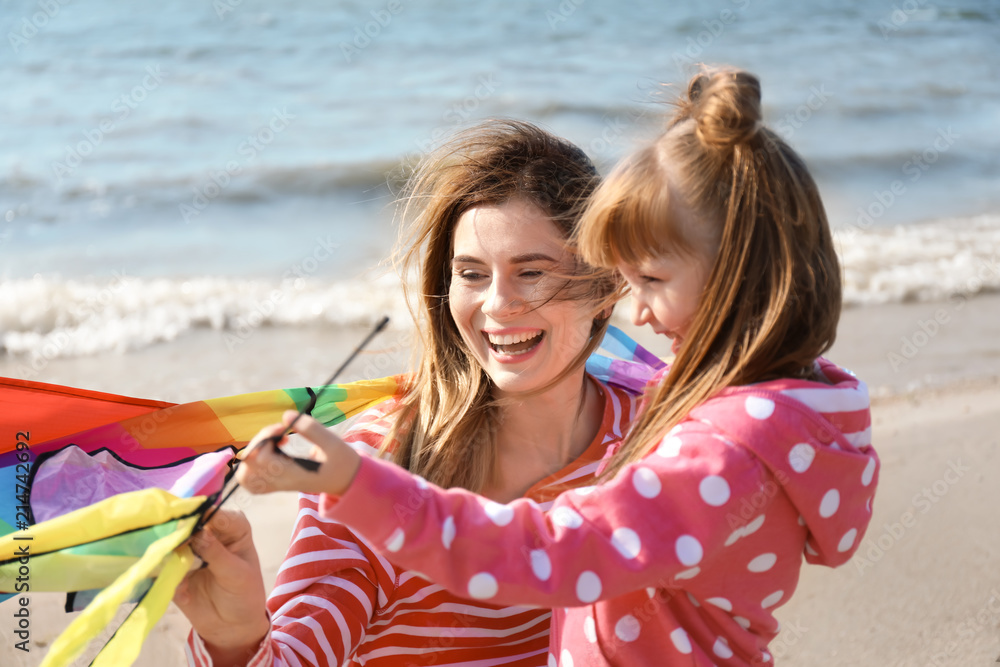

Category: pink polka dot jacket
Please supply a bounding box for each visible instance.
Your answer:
[320,359,879,665]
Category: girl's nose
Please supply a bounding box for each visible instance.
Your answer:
[631,294,652,327]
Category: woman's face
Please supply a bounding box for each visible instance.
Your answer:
[448,199,597,396]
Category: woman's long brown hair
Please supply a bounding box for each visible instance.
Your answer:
[385,119,620,492]
[577,67,842,479]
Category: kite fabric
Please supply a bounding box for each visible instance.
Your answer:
[0,325,660,666]
[0,373,401,666]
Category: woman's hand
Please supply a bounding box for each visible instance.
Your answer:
[236,410,362,497]
[174,509,270,666]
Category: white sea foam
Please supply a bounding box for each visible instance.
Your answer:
[0,273,410,359]
[837,214,1000,306]
[2,216,998,359]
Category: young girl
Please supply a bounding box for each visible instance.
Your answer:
[236,69,880,665]
[176,120,646,666]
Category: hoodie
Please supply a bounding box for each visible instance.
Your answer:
[321,358,879,665]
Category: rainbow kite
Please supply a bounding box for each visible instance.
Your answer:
[0,374,401,666]
[0,326,660,666]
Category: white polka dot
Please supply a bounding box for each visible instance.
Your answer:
[748,553,777,572]
[862,457,876,486]
[632,467,661,498]
[415,476,429,489]
[713,637,734,659]
[575,485,597,496]
[576,571,602,603]
[819,489,840,518]
[442,516,456,549]
[699,475,731,506]
[675,535,703,566]
[706,597,733,611]
[484,501,514,526]
[530,549,552,581]
[657,436,683,457]
[745,396,775,420]
[615,614,641,642]
[468,573,498,599]
[686,592,700,607]
[611,527,642,560]
[646,587,656,598]
[762,650,772,662]
[583,616,597,643]
[547,653,557,667]
[670,627,693,654]
[761,590,784,609]
[866,497,872,513]
[552,507,584,528]
[724,513,766,547]
[385,528,405,552]
[734,616,751,630]
[667,424,683,436]
[805,541,819,556]
[788,443,815,473]
[674,567,700,580]
[838,527,858,552]
[560,649,574,667]
[797,515,806,526]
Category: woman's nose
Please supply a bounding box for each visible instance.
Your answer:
[483,277,526,318]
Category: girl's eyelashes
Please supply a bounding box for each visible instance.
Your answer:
[639,274,660,284]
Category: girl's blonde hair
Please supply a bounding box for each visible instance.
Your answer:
[387,119,620,492]
[577,67,841,478]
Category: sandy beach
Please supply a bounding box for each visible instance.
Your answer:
[3,293,999,666]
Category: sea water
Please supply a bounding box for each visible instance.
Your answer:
[2,0,999,358]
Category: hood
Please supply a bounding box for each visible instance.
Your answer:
[689,359,879,567]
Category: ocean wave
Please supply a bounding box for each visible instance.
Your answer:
[838,214,1000,306]
[0,274,410,360]
[2,215,998,359]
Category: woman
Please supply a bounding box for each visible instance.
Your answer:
[175,119,643,666]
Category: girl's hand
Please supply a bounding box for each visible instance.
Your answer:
[236,410,361,497]
[174,509,270,665]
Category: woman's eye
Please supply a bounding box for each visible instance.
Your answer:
[520,270,544,278]
[457,270,486,281]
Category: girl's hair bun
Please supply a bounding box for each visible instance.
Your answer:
[685,68,762,150]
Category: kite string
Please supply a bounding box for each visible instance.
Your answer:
[192,315,390,536]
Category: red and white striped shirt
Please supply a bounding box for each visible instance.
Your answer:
[186,379,639,667]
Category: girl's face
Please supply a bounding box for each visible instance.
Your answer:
[448,199,597,396]
[618,252,711,356]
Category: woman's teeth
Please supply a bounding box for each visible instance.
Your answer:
[486,330,543,355]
